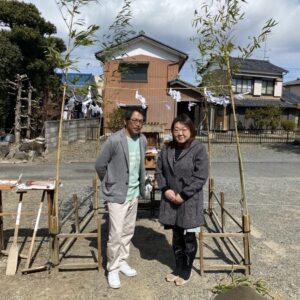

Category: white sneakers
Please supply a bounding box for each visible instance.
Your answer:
[108,264,137,289]
[119,263,137,277]
[108,270,121,289]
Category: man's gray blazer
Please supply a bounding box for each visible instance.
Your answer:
[95,128,147,203]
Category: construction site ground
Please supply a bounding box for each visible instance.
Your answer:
[0,142,299,300]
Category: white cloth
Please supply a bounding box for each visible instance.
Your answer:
[168,88,181,102]
[188,101,196,111]
[135,90,147,109]
[204,87,230,107]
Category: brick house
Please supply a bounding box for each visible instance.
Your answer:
[95,32,203,135]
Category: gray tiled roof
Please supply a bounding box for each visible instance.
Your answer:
[281,89,300,105]
[234,98,294,108]
[283,79,300,86]
[231,57,287,76]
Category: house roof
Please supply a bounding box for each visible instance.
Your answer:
[234,98,294,108]
[168,78,202,94]
[168,78,203,100]
[95,32,188,70]
[230,57,288,77]
[283,78,300,87]
[281,89,300,105]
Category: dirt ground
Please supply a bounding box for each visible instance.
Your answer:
[0,142,299,300]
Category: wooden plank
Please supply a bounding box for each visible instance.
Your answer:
[203,232,245,238]
[0,211,47,217]
[57,232,98,238]
[1,249,27,259]
[58,262,98,270]
[6,192,24,275]
[21,265,48,274]
[202,264,247,270]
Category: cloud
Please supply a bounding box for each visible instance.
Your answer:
[24,0,300,82]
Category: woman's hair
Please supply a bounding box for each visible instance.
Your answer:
[170,114,196,147]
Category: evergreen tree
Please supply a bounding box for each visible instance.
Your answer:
[0,1,65,128]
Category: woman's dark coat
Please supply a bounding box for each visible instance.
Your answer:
[155,139,208,229]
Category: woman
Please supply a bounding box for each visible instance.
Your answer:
[155,114,208,286]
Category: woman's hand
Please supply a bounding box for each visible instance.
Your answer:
[165,190,184,205]
[172,194,184,205]
[164,189,176,202]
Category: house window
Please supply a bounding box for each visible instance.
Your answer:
[120,62,148,82]
[232,78,252,93]
[261,80,274,95]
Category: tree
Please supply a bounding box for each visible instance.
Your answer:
[192,0,277,215]
[0,1,65,128]
[107,108,124,132]
[245,106,281,130]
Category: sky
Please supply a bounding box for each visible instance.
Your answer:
[24,0,300,85]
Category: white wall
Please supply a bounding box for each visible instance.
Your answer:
[274,80,283,97]
[253,80,262,96]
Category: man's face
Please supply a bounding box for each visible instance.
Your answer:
[125,111,144,137]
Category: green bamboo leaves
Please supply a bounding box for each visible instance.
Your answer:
[46,0,100,76]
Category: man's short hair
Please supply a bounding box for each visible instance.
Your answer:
[123,107,145,121]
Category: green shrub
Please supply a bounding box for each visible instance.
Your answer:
[281,119,296,131]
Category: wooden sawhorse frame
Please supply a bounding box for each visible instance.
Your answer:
[55,179,102,271]
[199,178,251,275]
[0,180,55,274]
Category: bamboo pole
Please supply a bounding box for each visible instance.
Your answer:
[225,56,248,215]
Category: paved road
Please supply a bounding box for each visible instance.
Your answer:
[0,161,299,181]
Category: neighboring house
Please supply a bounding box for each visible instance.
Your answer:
[283,78,300,97]
[205,57,300,130]
[57,72,103,119]
[283,79,300,124]
[95,32,204,134]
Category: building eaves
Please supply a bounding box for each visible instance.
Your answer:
[168,78,203,96]
[95,33,188,70]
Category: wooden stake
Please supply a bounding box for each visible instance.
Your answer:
[0,190,3,251]
[6,192,25,275]
[243,214,251,275]
[199,229,204,276]
[23,191,46,271]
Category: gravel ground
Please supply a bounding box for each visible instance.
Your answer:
[0,142,299,300]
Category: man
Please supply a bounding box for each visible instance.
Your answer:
[95,108,147,289]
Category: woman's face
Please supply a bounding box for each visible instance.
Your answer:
[172,122,191,145]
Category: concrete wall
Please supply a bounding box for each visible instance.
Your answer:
[45,118,100,151]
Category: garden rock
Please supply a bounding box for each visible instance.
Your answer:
[14,150,29,160]
[0,142,10,158]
